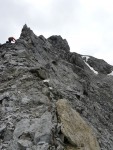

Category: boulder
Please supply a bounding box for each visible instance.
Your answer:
[56,99,100,150]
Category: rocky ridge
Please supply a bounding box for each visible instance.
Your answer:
[0,24,113,150]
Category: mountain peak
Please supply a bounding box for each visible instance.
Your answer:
[0,25,113,150]
[19,24,35,40]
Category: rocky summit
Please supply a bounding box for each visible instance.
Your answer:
[0,24,113,150]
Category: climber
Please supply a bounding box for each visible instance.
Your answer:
[8,37,16,43]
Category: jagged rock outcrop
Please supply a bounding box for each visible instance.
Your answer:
[82,55,112,74]
[48,35,70,53]
[0,25,113,150]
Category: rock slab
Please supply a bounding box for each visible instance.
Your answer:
[56,99,100,150]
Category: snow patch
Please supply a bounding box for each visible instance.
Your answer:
[108,71,113,76]
[43,79,50,83]
[84,62,98,75]
[82,55,90,62]
[82,55,98,74]
[49,87,53,90]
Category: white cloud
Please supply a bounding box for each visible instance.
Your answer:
[0,0,113,65]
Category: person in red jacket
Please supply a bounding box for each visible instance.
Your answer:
[8,37,16,43]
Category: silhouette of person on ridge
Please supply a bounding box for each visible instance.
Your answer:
[8,37,16,43]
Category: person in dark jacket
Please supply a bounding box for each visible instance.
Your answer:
[8,37,16,43]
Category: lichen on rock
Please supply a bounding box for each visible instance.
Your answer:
[56,99,100,150]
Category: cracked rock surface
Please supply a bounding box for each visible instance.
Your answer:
[0,24,113,150]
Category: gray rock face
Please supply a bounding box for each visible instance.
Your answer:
[0,24,113,150]
[82,55,112,74]
[48,35,70,53]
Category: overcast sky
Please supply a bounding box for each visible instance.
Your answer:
[0,0,113,65]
